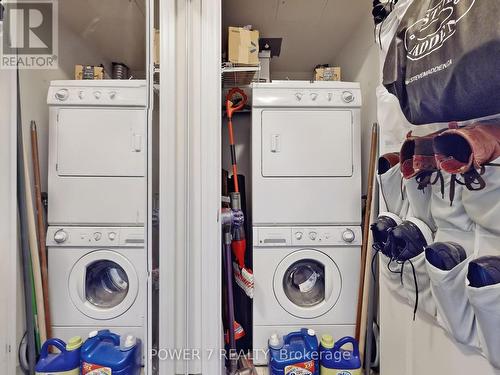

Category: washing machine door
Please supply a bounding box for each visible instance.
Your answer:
[273,249,342,319]
[68,250,139,320]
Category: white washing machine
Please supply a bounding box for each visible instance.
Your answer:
[252,226,361,365]
[252,81,362,226]
[47,80,147,226]
[47,226,147,343]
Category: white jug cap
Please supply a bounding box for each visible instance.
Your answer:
[268,333,283,349]
[121,334,137,350]
[88,330,98,338]
[307,329,316,336]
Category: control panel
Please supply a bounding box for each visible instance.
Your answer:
[253,83,362,108]
[47,80,148,106]
[254,226,362,247]
[46,227,145,247]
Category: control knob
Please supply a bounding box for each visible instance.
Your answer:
[55,89,69,101]
[309,231,318,240]
[342,229,355,243]
[295,92,304,101]
[295,231,303,240]
[310,93,318,101]
[341,91,355,103]
[54,229,68,243]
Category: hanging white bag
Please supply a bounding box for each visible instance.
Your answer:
[379,253,407,302]
[431,171,476,251]
[467,280,500,368]
[403,178,436,231]
[426,257,479,347]
[378,164,409,218]
[462,158,500,238]
[401,252,437,319]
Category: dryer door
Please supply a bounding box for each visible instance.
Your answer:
[68,250,139,320]
[261,110,352,177]
[56,108,145,177]
[273,249,342,319]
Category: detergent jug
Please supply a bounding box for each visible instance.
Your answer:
[268,328,319,375]
[81,330,142,375]
[35,336,83,375]
[319,335,361,375]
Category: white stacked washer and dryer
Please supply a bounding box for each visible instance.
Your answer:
[251,81,362,364]
[46,80,148,357]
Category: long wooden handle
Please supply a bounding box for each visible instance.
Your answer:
[355,123,379,355]
[31,121,52,340]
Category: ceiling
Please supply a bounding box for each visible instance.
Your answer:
[59,0,147,73]
[223,0,372,74]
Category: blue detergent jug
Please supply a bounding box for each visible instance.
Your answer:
[81,330,142,375]
[35,336,83,375]
[268,328,319,375]
[319,336,361,375]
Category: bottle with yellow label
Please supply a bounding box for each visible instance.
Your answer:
[319,335,362,375]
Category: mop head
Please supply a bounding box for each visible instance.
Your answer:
[233,262,254,299]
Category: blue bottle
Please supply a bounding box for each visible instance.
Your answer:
[81,330,142,375]
[268,328,319,375]
[319,335,361,375]
[35,336,83,375]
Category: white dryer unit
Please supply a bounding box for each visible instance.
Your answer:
[252,226,361,365]
[47,80,147,226]
[47,226,147,340]
[252,81,362,226]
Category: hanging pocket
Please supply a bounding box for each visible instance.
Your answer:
[378,164,409,218]
[403,178,436,231]
[431,172,476,250]
[426,257,479,347]
[379,253,407,301]
[467,283,500,368]
[434,228,476,257]
[474,226,500,257]
[401,252,437,318]
[462,158,500,237]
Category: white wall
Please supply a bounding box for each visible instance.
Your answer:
[334,8,379,193]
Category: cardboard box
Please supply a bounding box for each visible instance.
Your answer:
[75,65,104,80]
[153,29,160,66]
[314,66,341,81]
[228,26,259,65]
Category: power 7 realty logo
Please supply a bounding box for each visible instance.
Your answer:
[0,0,58,69]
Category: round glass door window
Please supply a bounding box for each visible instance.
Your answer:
[85,260,129,308]
[274,249,342,319]
[283,260,325,307]
[69,250,139,320]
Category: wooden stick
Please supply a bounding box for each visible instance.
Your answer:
[355,123,379,360]
[30,121,51,340]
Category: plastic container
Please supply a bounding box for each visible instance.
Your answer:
[35,336,83,375]
[81,330,142,375]
[319,335,361,375]
[268,328,319,375]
